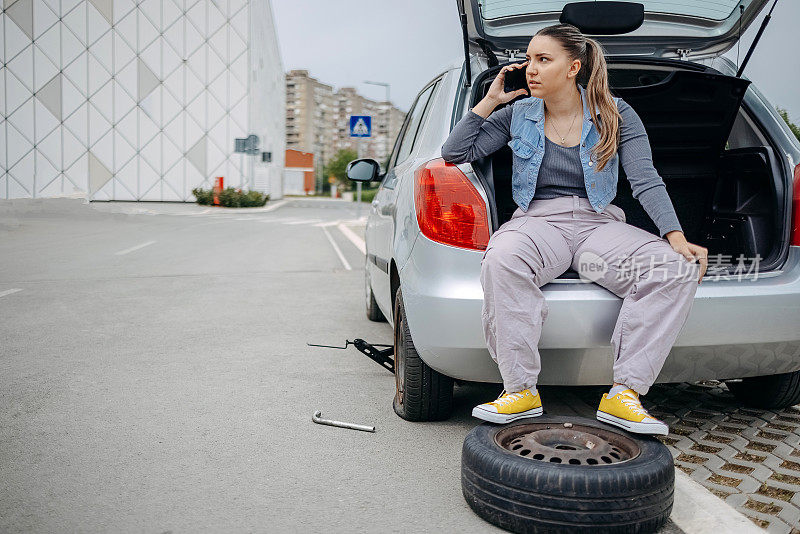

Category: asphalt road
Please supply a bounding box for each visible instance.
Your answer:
[0,196,747,533]
[1,197,510,532]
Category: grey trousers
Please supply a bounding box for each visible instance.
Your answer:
[480,195,701,396]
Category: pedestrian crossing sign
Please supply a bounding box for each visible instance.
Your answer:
[349,116,371,137]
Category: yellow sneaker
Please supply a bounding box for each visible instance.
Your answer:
[596,388,668,435]
[472,388,543,424]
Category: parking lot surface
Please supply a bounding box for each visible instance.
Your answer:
[0,197,793,532]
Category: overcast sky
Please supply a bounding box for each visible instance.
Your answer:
[272,0,799,123]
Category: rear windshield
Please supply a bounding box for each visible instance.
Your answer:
[480,0,744,21]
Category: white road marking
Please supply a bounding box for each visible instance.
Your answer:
[182,200,288,216]
[284,219,322,225]
[258,200,289,212]
[259,217,297,223]
[115,240,156,255]
[337,223,365,255]
[322,226,351,270]
[0,288,23,298]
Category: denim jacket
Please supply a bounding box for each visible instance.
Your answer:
[509,83,619,215]
[440,83,684,238]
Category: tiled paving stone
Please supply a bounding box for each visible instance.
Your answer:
[572,381,800,533]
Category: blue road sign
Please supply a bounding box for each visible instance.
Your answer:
[349,115,371,137]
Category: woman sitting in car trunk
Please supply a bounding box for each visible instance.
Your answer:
[441,23,709,435]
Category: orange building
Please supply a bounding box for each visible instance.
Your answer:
[284,149,315,195]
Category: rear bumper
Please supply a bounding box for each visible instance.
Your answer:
[400,233,800,385]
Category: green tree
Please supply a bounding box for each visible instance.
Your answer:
[777,107,800,142]
[322,149,359,193]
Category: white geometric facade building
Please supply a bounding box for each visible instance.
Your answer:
[0,0,284,200]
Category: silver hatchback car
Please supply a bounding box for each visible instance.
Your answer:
[347,0,800,421]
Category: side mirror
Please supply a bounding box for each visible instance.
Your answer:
[346,159,380,182]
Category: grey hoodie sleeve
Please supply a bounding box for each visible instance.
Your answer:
[617,99,683,238]
[440,104,514,164]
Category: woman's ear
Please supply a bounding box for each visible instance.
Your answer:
[569,59,581,79]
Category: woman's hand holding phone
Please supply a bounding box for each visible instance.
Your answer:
[473,61,530,118]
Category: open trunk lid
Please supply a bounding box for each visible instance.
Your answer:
[461,0,770,61]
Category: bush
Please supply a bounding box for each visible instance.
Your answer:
[243,190,268,207]
[218,187,241,207]
[191,187,270,207]
[192,187,214,205]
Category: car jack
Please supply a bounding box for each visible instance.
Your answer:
[307,339,394,373]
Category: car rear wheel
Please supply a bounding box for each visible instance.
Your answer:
[365,261,386,322]
[726,370,800,409]
[462,416,674,533]
[392,287,453,421]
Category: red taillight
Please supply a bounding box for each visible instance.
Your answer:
[414,158,491,251]
[793,162,800,246]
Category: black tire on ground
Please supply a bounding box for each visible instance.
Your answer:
[365,262,386,322]
[726,370,800,409]
[462,416,674,534]
[392,287,453,421]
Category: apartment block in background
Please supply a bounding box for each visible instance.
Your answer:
[332,87,405,166]
[285,70,334,182]
[286,71,405,192]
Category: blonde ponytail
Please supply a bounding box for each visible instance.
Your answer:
[584,38,620,171]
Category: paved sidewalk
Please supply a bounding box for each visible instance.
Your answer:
[543,387,765,534]
[569,383,800,533]
[651,382,800,533]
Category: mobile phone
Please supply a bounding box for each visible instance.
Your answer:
[503,63,530,96]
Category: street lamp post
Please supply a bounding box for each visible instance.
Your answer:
[364,80,390,108]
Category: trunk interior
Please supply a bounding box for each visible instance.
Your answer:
[470,58,789,278]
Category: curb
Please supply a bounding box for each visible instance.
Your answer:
[672,469,763,533]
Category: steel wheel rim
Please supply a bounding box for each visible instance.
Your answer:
[495,422,641,466]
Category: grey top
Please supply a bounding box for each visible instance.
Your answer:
[440,99,683,238]
[534,136,587,200]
